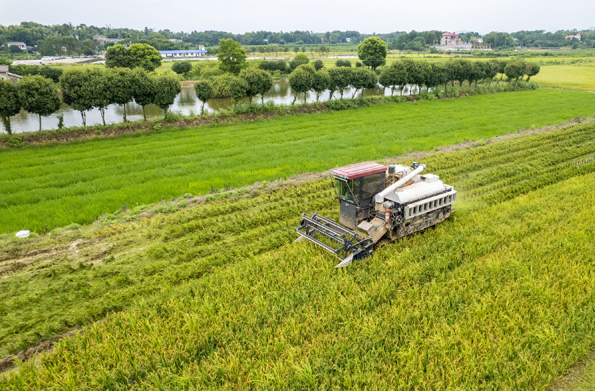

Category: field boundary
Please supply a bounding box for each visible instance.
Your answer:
[548,349,595,390]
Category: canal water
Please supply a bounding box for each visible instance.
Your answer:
[4,80,417,134]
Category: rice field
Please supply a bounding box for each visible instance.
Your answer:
[532,64,595,91]
[2,89,595,233]
[2,121,595,389]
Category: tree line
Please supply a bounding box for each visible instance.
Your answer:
[378,59,539,94]
[0,67,180,134]
[3,21,594,59]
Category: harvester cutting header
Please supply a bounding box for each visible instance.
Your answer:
[297,161,456,267]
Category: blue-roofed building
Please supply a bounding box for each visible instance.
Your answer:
[160,46,207,58]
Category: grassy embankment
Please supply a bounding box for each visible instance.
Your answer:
[1,120,595,389]
[2,89,595,233]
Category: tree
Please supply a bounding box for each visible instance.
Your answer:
[17,75,61,131]
[379,61,408,95]
[194,80,214,114]
[106,67,135,122]
[288,64,315,104]
[447,59,468,86]
[328,67,352,99]
[152,74,181,117]
[227,76,248,105]
[496,60,508,80]
[350,68,377,98]
[290,53,310,71]
[131,68,155,120]
[87,68,112,125]
[484,61,500,84]
[105,43,162,72]
[468,62,485,86]
[127,43,162,72]
[105,44,131,68]
[60,68,95,126]
[525,63,540,81]
[239,68,273,103]
[311,69,330,101]
[504,61,525,83]
[357,36,387,70]
[312,59,324,71]
[172,61,192,76]
[218,38,247,75]
[427,63,448,91]
[402,59,430,93]
[0,80,21,134]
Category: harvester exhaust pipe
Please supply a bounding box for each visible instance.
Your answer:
[374,163,425,204]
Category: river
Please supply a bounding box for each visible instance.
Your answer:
[4,80,416,134]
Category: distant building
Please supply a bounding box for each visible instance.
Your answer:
[0,65,22,83]
[6,41,27,50]
[436,32,491,51]
[346,38,351,43]
[440,32,463,47]
[92,35,124,45]
[565,33,581,41]
[159,48,208,58]
[169,38,183,43]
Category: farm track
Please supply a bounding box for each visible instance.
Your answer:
[1,121,595,388]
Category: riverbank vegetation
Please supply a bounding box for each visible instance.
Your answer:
[1,88,594,233]
[2,120,595,389]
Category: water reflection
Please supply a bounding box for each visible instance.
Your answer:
[5,80,417,134]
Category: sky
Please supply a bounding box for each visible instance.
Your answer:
[1,0,594,34]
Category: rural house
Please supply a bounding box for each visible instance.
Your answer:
[0,65,22,83]
[6,41,27,50]
[92,35,124,45]
[565,33,581,40]
[440,32,463,47]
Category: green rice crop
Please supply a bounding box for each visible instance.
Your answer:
[2,89,595,233]
[2,121,595,389]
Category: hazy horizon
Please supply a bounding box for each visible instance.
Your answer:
[1,0,594,36]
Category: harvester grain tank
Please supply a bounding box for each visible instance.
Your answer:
[296,162,456,267]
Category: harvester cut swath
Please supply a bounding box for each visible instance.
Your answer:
[296,162,457,268]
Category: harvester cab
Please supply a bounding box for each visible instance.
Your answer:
[297,161,456,268]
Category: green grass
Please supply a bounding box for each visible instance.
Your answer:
[2,121,595,389]
[533,64,595,91]
[2,89,595,233]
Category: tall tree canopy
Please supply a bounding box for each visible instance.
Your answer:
[17,75,61,131]
[105,43,161,72]
[357,37,387,70]
[0,80,21,134]
[218,38,247,75]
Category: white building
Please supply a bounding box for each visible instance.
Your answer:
[7,42,27,50]
[92,35,123,45]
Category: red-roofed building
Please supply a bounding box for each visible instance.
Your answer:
[565,33,581,41]
[440,32,463,46]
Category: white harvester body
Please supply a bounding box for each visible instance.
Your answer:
[297,162,456,267]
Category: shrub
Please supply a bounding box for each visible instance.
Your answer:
[335,59,352,67]
[312,59,324,70]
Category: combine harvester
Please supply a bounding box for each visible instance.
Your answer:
[297,162,457,267]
